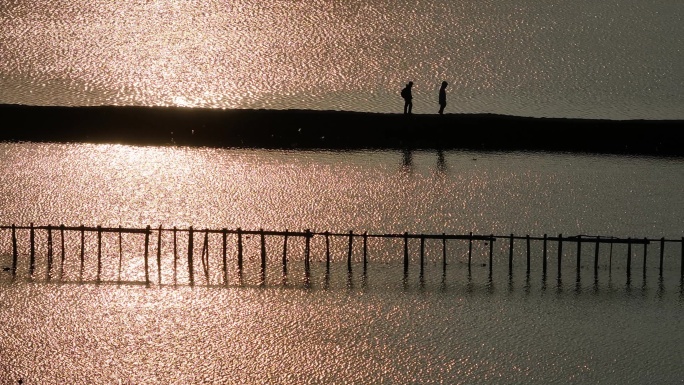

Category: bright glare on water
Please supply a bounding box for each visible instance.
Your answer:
[1,0,683,119]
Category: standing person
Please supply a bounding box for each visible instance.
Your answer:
[438,81,448,115]
[401,81,413,115]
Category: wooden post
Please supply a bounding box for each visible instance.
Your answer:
[304,230,311,280]
[542,234,547,278]
[222,228,228,285]
[144,225,150,285]
[468,232,473,271]
[156,226,162,285]
[442,233,447,275]
[236,228,243,279]
[347,230,353,275]
[626,238,632,281]
[363,232,368,276]
[188,226,194,286]
[173,227,177,284]
[508,234,514,276]
[680,237,683,281]
[420,235,425,278]
[325,231,330,277]
[29,222,35,277]
[79,225,85,280]
[489,234,494,276]
[60,225,65,280]
[403,232,409,277]
[46,225,53,281]
[11,224,17,277]
[526,235,530,276]
[642,239,647,280]
[594,237,600,279]
[557,234,563,281]
[202,230,210,285]
[576,236,581,280]
[97,225,102,282]
[282,230,288,278]
[118,226,123,282]
[659,237,664,278]
[260,229,266,284]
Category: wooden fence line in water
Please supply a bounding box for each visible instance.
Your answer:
[2,223,683,287]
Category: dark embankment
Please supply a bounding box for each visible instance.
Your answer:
[1,104,682,156]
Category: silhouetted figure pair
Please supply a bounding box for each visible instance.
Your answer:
[438,81,448,114]
[401,82,413,115]
[401,81,448,114]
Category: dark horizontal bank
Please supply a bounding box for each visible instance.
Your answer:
[1,104,682,156]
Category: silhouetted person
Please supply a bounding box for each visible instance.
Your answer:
[438,81,448,114]
[401,81,413,115]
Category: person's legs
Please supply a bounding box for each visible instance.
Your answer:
[408,101,412,114]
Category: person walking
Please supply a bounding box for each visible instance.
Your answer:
[401,81,413,115]
[438,81,448,114]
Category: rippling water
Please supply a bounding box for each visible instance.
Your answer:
[0,143,683,383]
[1,0,683,119]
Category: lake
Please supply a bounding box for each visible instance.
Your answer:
[0,142,682,383]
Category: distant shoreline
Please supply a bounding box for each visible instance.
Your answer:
[1,104,682,156]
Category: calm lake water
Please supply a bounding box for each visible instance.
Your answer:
[1,0,683,119]
[0,142,682,383]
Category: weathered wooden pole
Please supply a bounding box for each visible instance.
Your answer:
[79,225,85,280]
[542,234,547,278]
[304,230,311,280]
[156,226,162,285]
[29,222,35,277]
[363,232,368,276]
[173,227,178,284]
[60,225,65,280]
[489,234,494,276]
[508,234,514,276]
[144,225,150,285]
[222,228,228,285]
[11,224,17,277]
[347,230,353,275]
[626,238,632,281]
[526,235,531,276]
[403,232,409,277]
[442,233,447,275]
[594,237,600,280]
[420,235,425,278]
[188,226,194,285]
[557,234,563,281]
[97,225,102,282]
[46,225,53,281]
[659,237,664,278]
[325,231,330,277]
[260,229,266,284]
[202,229,210,284]
[576,236,581,281]
[236,228,243,279]
[282,230,288,278]
[117,226,122,282]
[642,238,648,280]
[468,232,473,271]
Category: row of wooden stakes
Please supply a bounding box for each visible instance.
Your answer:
[1,224,683,286]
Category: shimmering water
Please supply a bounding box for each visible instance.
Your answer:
[1,0,683,119]
[0,143,683,383]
